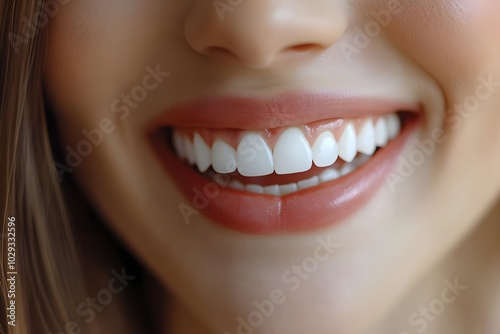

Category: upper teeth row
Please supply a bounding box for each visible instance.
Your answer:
[172,114,401,177]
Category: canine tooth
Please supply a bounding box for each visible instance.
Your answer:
[312,132,338,167]
[212,139,237,173]
[183,136,196,165]
[375,118,389,147]
[237,133,274,177]
[229,180,245,190]
[279,183,298,196]
[357,119,376,156]
[297,176,320,190]
[264,184,281,196]
[246,184,264,194]
[173,131,186,160]
[319,168,340,183]
[338,123,357,163]
[386,114,401,139]
[193,134,211,172]
[273,128,313,175]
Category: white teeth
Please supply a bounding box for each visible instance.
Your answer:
[279,183,298,196]
[386,114,401,140]
[193,134,211,173]
[237,133,274,177]
[375,118,389,147]
[263,184,281,196]
[338,123,357,163]
[297,176,319,190]
[221,162,363,196]
[173,131,186,160]
[212,139,237,173]
[356,119,376,156]
[312,132,338,167]
[183,135,196,165]
[246,184,264,194]
[173,113,402,183]
[319,168,340,183]
[273,128,313,175]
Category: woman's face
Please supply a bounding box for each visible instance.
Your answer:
[44,0,500,333]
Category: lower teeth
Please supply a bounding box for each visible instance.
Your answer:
[208,153,371,196]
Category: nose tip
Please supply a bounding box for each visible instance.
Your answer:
[185,1,347,69]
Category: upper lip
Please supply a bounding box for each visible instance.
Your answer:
[150,90,421,130]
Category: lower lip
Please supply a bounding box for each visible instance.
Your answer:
[151,117,419,235]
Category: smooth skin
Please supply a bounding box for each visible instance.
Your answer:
[44,0,500,333]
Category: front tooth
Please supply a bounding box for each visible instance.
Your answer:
[212,139,237,173]
[279,183,298,196]
[297,176,319,190]
[173,131,186,160]
[237,133,274,177]
[338,123,357,163]
[312,132,338,167]
[357,119,376,156]
[273,128,313,175]
[375,118,389,147]
[246,184,264,194]
[264,184,281,196]
[386,114,401,140]
[193,134,211,172]
[183,135,196,165]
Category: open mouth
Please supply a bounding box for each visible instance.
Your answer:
[170,113,403,194]
[148,93,421,234]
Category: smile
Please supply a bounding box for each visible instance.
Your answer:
[148,92,421,234]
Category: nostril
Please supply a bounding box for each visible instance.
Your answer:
[203,46,238,61]
[286,43,322,53]
[185,0,346,69]
[207,46,233,56]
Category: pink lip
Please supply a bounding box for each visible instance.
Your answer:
[148,92,421,235]
[153,91,420,129]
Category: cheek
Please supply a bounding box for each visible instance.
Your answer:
[468,0,500,64]
[45,1,107,122]
[386,0,500,133]
[44,0,180,127]
[387,1,485,83]
[350,0,500,97]
[373,1,500,199]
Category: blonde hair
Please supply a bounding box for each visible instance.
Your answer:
[1,1,88,332]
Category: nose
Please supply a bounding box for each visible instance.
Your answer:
[185,0,347,69]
